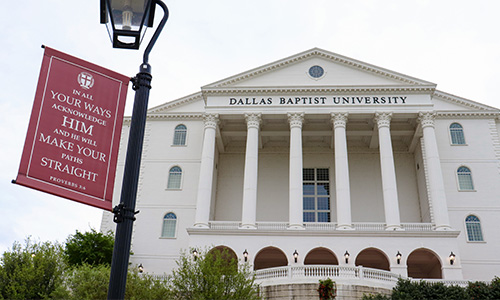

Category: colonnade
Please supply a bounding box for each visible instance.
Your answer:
[194,111,451,231]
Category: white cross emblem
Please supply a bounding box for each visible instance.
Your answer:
[77,72,94,90]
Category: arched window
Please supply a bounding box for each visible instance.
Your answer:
[173,124,187,146]
[161,212,177,238]
[450,123,466,145]
[457,166,474,191]
[465,215,484,241]
[167,166,182,189]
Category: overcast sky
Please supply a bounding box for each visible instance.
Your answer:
[1,0,499,253]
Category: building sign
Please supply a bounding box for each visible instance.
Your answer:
[206,94,432,107]
[15,47,129,211]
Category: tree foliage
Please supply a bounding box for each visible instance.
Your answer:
[318,278,336,299]
[169,248,261,300]
[51,264,171,299]
[362,277,500,300]
[63,229,114,267]
[0,237,65,300]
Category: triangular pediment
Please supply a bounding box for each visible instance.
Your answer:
[146,49,498,116]
[148,92,204,115]
[432,90,498,112]
[203,48,435,90]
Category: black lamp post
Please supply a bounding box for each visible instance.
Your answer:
[396,251,402,264]
[100,0,169,299]
[344,251,350,264]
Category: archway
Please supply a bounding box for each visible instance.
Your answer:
[207,246,238,272]
[253,246,288,270]
[304,247,338,265]
[407,248,442,279]
[355,248,390,271]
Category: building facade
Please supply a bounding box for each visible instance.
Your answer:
[101,48,500,293]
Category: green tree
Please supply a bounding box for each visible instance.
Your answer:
[0,237,65,300]
[63,229,114,267]
[51,264,171,299]
[169,248,261,300]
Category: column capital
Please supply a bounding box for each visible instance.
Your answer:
[418,111,436,128]
[331,112,349,128]
[287,112,304,129]
[374,112,393,128]
[245,113,262,129]
[203,113,219,129]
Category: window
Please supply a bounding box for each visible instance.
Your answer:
[173,124,187,146]
[457,166,474,191]
[450,123,466,145]
[303,168,331,222]
[167,166,182,189]
[161,212,177,238]
[465,215,484,241]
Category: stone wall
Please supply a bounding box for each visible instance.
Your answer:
[260,283,392,300]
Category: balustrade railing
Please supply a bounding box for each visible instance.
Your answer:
[206,221,435,232]
[254,265,470,287]
[255,265,400,283]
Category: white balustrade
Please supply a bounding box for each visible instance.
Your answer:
[401,223,433,231]
[255,265,472,287]
[206,221,434,232]
[256,222,288,230]
[352,222,386,231]
[208,221,239,230]
[304,222,337,230]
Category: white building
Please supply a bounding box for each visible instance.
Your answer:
[102,48,500,297]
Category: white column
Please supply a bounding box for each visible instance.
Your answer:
[288,112,305,230]
[331,113,353,230]
[375,112,402,230]
[193,113,218,228]
[240,113,261,229]
[418,112,452,230]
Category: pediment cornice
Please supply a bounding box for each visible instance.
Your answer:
[147,92,203,114]
[433,90,497,111]
[436,111,499,119]
[202,85,436,96]
[147,113,203,120]
[204,48,435,88]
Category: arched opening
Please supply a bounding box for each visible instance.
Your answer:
[304,247,338,265]
[253,247,288,270]
[355,248,390,271]
[207,246,238,273]
[407,248,442,279]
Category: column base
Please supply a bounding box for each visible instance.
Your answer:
[336,224,355,230]
[193,223,209,229]
[239,224,257,229]
[385,224,404,231]
[287,224,305,230]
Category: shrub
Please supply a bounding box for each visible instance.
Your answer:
[318,278,336,300]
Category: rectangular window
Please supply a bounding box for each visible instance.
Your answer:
[303,168,331,222]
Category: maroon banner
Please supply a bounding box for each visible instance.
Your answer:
[15,46,129,211]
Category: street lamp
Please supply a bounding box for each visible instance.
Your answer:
[396,251,402,264]
[100,0,156,49]
[100,0,169,299]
